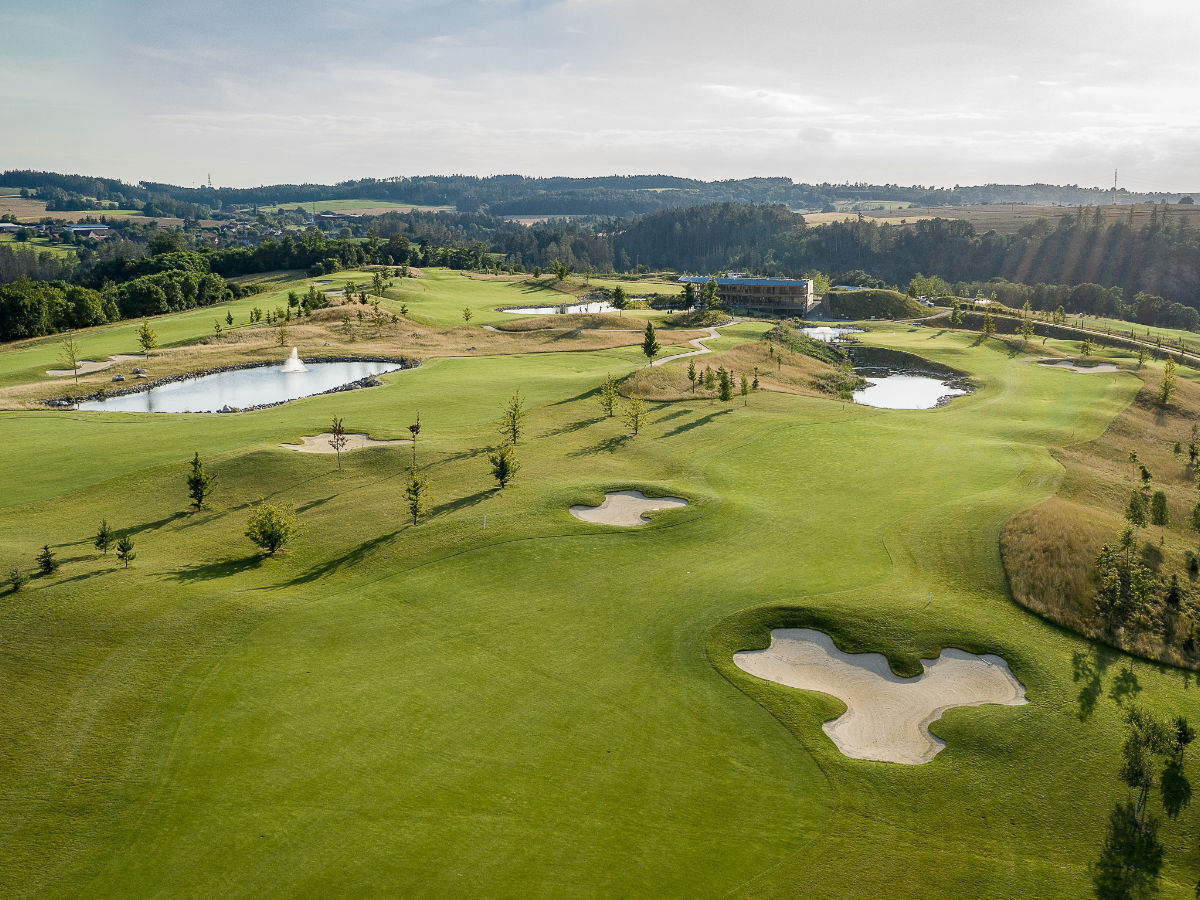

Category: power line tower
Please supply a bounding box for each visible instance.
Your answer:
[207,173,213,189]
[1112,169,1118,205]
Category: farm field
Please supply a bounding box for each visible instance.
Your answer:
[2,275,1200,896]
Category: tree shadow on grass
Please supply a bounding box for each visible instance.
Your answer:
[430,488,495,519]
[296,494,338,514]
[655,408,694,424]
[540,416,603,438]
[1073,647,1112,720]
[661,409,732,439]
[569,433,632,457]
[279,530,402,587]
[169,554,265,583]
[1109,665,1142,706]
[432,446,489,467]
[549,386,602,407]
[124,511,189,537]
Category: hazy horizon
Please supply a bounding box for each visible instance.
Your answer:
[3,1,1198,192]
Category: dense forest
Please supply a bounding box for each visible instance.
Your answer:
[2,169,1189,219]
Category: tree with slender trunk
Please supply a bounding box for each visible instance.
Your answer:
[186,452,216,510]
[717,367,733,403]
[1150,490,1169,544]
[497,391,526,445]
[405,464,428,525]
[329,417,349,470]
[598,373,620,417]
[58,333,82,384]
[687,358,697,392]
[462,306,473,324]
[36,544,58,575]
[136,320,157,355]
[245,503,300,555]
[408,410,421,466]
[1126,490,1148,537]
[115,535,136,568]
[1159,357,1178,406]
[702,365,717,403]
[740,372,749,406]
[641,322,659,365]
[488,444,520,488]
[94,519,113,555]
[622,396,647,436]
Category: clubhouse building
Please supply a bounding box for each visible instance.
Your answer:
[678,275,817,315]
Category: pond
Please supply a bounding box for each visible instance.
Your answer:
[501,301,616,315]
[76,361,404,413]
[852,372,968,409]
[801,326,862,343]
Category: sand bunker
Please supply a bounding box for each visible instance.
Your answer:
[282,433,412,454]
[1038,359,1118,374]
[733,628,1026,765]
[569,490,687,526]
[46,354,144,377]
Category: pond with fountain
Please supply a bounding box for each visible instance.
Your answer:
[72,349,411,413]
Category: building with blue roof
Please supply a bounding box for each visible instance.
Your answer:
[678,275,816,315]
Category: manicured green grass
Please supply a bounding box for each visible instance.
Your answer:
[2,303,1200,894]
[0,235,79,258]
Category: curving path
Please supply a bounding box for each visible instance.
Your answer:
[651,319,738,367]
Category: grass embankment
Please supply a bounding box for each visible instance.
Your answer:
[2,299,1200,894]
[1002,355,1200,668]
[825,288,926,319]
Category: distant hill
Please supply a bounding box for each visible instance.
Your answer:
[1,170,1193,220]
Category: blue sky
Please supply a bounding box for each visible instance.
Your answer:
[2,0,1198,190]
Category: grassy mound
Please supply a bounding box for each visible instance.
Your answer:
[1000,362,1200,668]
[762,322,843,364]
[826,288,926,319]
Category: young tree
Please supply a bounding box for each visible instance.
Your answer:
[115,535,136,568]
[982,309,996,337]
[462,306,473,324]
[611,285,627,310]
[497,391,527,445]
[1019,318,1035,345]
[94,519,113,555]
[1126,490,1149,534]
[186,452,217,510]
[1137,347,1148,369]
[598,373,620,417]
[1159,357,1178,406]
[1151,490,1170,544]
[8,567,28,593]
[1189,499,1200,553]
[277,323,287,347]
[752,366,760,391]
[740,372,750,406]
[213,320,223,339]
[717,367,733,402]
[405,464,428,526]
[488,444,520,488]
[622,396,647,436]
[551,259,570,282]
[36,544,58,575]
[408,410,421,466]
[328,416,349,470]
[136,320,157,355]
[225,310,234,327]
[687,358,697,392]
[1081,337,1093,356]
[681,281,697,309]
[641,321,660,365]
[1140,465,1153,490]
[703,365,717,403]
[58,333,82,384]
[702,278,720,311]
[245,503,300,555]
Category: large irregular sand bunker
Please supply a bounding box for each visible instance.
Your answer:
[282,433,412,454]
[569,490,687,526]
[733,628,1027,765]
